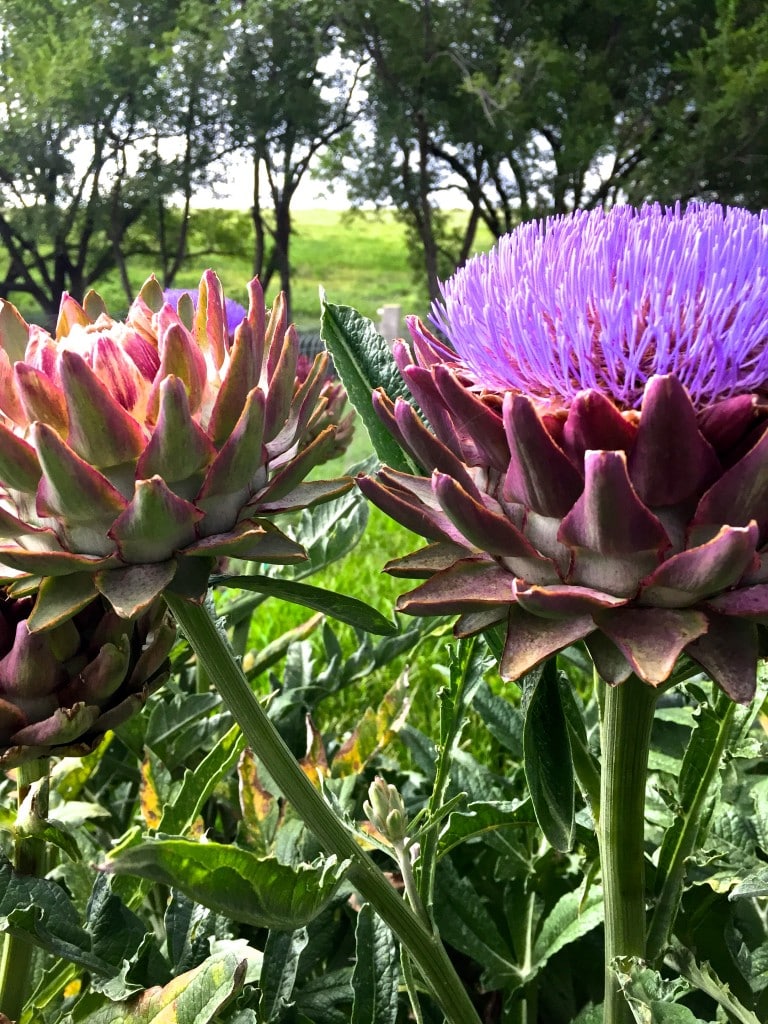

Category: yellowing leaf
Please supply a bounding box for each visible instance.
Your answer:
[139,758,162,831]
[333,673,410,778]
[299,717,329,786]
[71,951,253,1024]
[237,749,279,854]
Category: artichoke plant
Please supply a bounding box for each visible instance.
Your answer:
[359,203,768,702]
[0,271,350,627]
[0,592,174,767]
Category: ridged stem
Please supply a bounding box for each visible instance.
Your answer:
[0,759,49,1023]
[164,594,481,1024]
[597,675,658,1024]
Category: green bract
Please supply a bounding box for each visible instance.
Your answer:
[0,593,174,767]
[0,272,351,625]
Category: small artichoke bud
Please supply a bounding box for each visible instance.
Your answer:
[0,592,175,767]
[364,775,409,844]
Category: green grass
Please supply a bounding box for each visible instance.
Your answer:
[6,207,494,331]
[144,208,432,330]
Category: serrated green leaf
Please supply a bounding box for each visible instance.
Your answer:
[68,950,253,1024]
[37,818,82,862]
[105,840,349,930]
[86,876,167,999]
[0,855,107,974]
[730,865,768,899]
[437,799,537,858]
[213,574,397,635]
[613,960,708,1024]
[666,942,762,1024]
[158,723,244,836]
[530,887,604,978]
[473,680,524,757]
[352,905,398,1024]
[319,299,418,475]
[297,968,354,1024]
[278,487,370,581]
[433,858,518,990]
[750,777,768,854]
[144,693,221,766]
[260,927,309,1023]
[648,696,741,957]
[46,801,111,827]
[523,659,575,851]
[164,890,219,974]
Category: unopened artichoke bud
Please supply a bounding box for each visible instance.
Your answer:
[364,775,409,844]
[0,271,351,627]
[164,290,355,460]
[360,204,768,704]
[0,592,175,767]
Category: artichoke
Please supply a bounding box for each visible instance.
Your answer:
[0,271,350,627]
[163,287,355,458]
[0,592,174,767]
[162,286,250,338]
[359,203,768,702]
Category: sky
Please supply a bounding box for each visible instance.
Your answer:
[191,152,354,211]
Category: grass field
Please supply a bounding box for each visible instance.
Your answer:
[155,207,433,330]
[10,207,494,331]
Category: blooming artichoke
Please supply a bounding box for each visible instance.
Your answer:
[0,271,350,627]
[359,203,768,702]
[0,592,175,767]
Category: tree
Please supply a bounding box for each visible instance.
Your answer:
[224,0,362,318]
[627,0,768,209]
[333,0,720,301]
[0,0,227,315]
[330,0,488,300]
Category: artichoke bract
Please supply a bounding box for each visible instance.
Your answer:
[163,286,355,459]
[0,272,350,627]
[359,203,768,703]
[0,593,175,767]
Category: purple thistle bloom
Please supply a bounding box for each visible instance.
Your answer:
[359,202,768,703]
[431,203,768,409]
[163,286,247,337]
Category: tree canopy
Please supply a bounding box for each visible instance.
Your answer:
[0,0,765,314]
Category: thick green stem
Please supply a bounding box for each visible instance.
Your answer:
[0,760,49,1023]
[597,676,658,1024]
[165,594,481,1024]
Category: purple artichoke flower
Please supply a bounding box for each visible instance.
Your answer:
[0,271,350,626]
[359,203,768,702]
[0,592,175,767]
